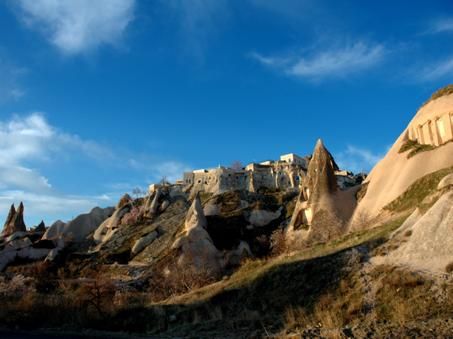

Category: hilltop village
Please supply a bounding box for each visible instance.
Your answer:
[161,152,365,197]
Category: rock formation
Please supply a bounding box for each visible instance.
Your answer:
[386,191,453,272]
[94,194,134,243]
[131,231,158,255]
[2,202,27,236]
[352,90,453,227]
[438,173,453,190]
[43,206,114,242]
[172,195,223,276]
[35,221,46,233]
[287,140,352,243]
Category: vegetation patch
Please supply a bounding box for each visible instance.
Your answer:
[384,166,453,213]
[420,84,453,108]
[399,139,435,159]
[355,182,369,202]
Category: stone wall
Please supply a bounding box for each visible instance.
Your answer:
[183,161,306,195]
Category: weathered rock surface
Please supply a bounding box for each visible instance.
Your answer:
[172,196,223,275]
[2,203,27,236]
[43,220,66,239]
[247,208,282,227]
[386,191,453,272]
[94,203,132,243]
[353,92,453,225]
[44,207,114,242]
[0,231,63,271]
[287,140,352,242]
[131,231,158,255]
[438,173,453,190]
[35,220,46,233]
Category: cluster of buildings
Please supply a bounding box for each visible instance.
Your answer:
[181,153,308,195]
[149,152,363,196]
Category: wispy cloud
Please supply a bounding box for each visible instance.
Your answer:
[0,58,26,102]
[0,113,189,225]
[0,113,115,223]
[427,18,453,34]
[336,145,385,174]
[251,42,386,80]
[416,57,453,82]
[14,0,136,55]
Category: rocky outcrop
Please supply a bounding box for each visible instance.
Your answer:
[43,207,114,242]
[247,208,282,227]
[386,191,453,272]
[2,203,27,236]
[35,221,46,233]
[352,91,453,226]
[131,231,158,255]
[172,196,223,276]
[287,140,352,243]
[0,231,64,271]
[438,173,453,190]
[93,195,133,243]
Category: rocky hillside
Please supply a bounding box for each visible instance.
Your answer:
[0,87,452,338]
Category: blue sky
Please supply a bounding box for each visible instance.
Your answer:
[0,0,452,226]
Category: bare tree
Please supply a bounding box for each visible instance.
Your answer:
[132,187,144,199]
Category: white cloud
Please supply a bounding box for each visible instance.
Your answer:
[335,145,385,174]
[0,113,189,225]
[0,113,116,224]
[16,0,135,54]
[417,58,453,82]
[428,18,453,34]
[251,42,385,80]
[0,190,107,225]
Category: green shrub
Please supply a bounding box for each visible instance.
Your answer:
[399,139,435,159]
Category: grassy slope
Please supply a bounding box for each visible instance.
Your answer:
[384,166,453,213]
[162,215,408,307]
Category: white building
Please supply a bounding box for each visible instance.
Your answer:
[280,153,308,168]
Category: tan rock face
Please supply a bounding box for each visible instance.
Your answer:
[287,140,356,244]
[172,196,223,276]
[352,92,453,226]
[2,202,27,236]
[288,140,340,235]
[438,173,453,190]
[386,191,453,272]
[303,139,339,204]
[44,206,114,242]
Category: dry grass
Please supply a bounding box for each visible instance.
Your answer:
[421,84,453,108]
[384,166,453,213]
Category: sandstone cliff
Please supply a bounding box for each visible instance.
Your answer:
[352,90,453,228]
